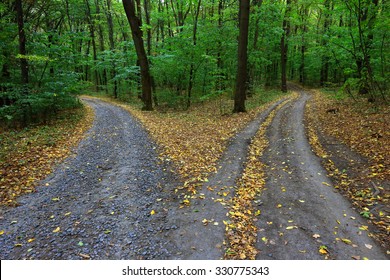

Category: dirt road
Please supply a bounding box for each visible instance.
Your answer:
[255,87,387,260]
[0,98,179,259]
[0,92,387,260]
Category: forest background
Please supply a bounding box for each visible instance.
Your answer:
[0,0,388,125]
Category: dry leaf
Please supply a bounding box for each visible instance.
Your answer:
[52,227,60,233]
[341,238,352,245]
[365,244,373,249]
[79,253,91,259]
[313,234,321,239]
[150,210,156,215]
[286,226,298,230]
[319,245,328,255]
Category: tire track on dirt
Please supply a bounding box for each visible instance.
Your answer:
[254,87,388,260]
[165,97,290,259]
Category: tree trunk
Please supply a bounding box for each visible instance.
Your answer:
[85,0,99,91]
[95,0,107,91]
[280,0,291,93]
[299,6,308,85]
[233,0,250,113]
[187,0,202,109]
[320,0,332,86]
[15,0,28,86]
[106,0,118,98]
[123,0,153,110]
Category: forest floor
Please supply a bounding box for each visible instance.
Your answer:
[0,86,388,260]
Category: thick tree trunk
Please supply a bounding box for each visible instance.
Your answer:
[15,0,28,86]
[123,0,153,110]
[233,0,250,113]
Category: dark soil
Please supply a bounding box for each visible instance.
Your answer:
[254,88,388,260]
[164,98,288,259]
[309,100,390,251]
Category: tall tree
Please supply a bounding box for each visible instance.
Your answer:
[233,0,250,113]
[123,0,153,110]
[187,0,202,109]
[320,0,332,86]
[280,0,291,93]
[105,0,118,98]
[15,0,28,86]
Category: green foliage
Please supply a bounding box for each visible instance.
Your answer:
[1,0,388,120]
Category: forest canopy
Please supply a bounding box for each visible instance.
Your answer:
[0,0,389,125]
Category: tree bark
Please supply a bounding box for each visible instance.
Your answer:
[233,0,250,113]
[123,0,153,110]
[106,0,118,98]
[320,0,332,86]
[187,0,202,109]
[280,0,291,93]
[15,0,29,86]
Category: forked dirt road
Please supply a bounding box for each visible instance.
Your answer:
[0,89,387,260]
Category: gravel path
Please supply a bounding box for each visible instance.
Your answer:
[0,98,179,259]
[255,87,388,260]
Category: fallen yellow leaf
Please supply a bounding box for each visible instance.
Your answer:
[341,238,352,245]
[150,210,156,215]
[319,246,328,255]
[0,230,4,235]
[53,227,60,233]
[359,225,368,231]
[286,226,298,230]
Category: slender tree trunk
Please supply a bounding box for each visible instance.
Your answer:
[320,0,332,86]
[233,0,250,113]
[216,0,224,91]
[15,0,28,86]
[299,6,308,85]
[187,0,202,109]
[85,0,99,91]
[95,0,107,91]
[123,0,153,110]
[281,0,291,93]
[105,0,118,98]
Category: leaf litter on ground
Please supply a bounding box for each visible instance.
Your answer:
[305,89,389,250]
[0,105,94,206]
